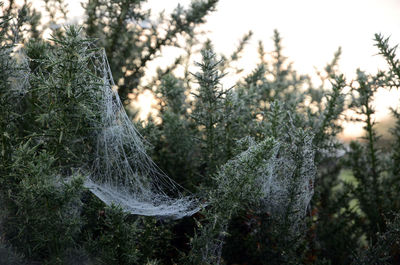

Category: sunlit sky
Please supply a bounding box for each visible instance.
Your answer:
[32,0,400,138]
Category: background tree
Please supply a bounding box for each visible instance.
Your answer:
[83,0,218,104]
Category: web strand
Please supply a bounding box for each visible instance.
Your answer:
[84,49,201,219]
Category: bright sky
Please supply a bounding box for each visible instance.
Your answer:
[143,0,400,73]
[32,0,400,138]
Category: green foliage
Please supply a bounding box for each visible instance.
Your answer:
[24,26,103,169]
[146,74,200,189]
[345,69,399,245]
[0,1,41,44]
[374,33,400,87]
[187,137,277,264]
[84,204,141,265]
[0,22,94,263]
[1,142,84,263]
[82,195,175,265]
[191,49,228,176]
[354,213,400,265]
[2,1,400,264]
[0,241,27,265]
[83,0,218,103]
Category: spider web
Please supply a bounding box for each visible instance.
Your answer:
[84,50,201,219]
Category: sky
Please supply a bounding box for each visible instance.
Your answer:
[142,0,400,74]
[33,0,400,138]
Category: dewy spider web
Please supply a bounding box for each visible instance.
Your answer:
[84,49,201,219]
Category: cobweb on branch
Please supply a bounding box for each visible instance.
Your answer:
[8,44,30,96]
[84,50,201,219]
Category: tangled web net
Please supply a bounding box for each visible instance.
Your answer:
[260,132,315,231]
[7,44,30,96]
[196,133,316,264]
[84,50,201,219]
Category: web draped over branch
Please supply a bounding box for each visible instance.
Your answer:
[260,133,315,231]
[84,50,201,219]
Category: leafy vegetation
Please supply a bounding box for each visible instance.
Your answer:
[1,1,400,264]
